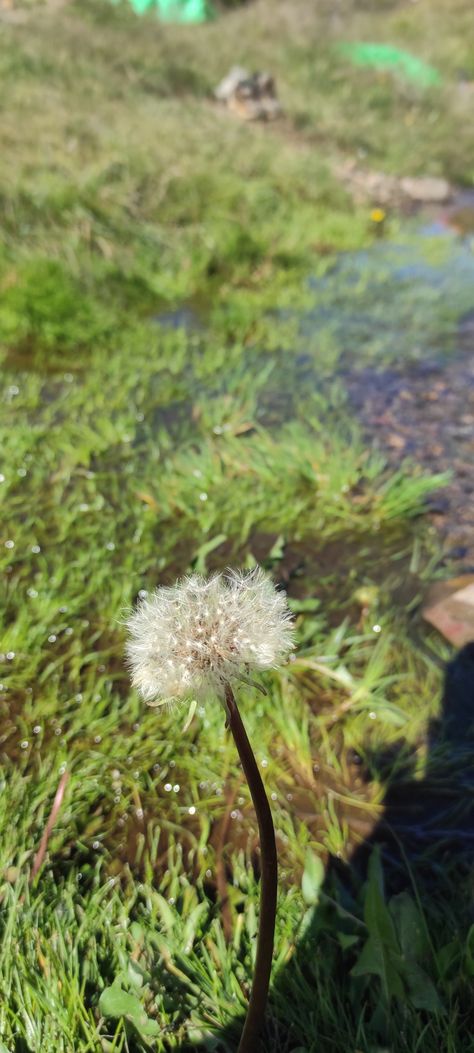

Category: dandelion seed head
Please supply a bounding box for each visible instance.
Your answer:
[125,568,294,706]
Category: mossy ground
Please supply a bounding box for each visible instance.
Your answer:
[1,0,473,1049]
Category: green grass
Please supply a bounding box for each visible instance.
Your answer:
[1,0,473,1049]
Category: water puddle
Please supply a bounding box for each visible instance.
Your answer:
[298,207,474,563]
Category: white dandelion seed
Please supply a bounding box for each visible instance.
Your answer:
[125,568,294,707]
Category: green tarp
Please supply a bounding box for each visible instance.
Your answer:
[339,43,440,87]
[128,0,212,21]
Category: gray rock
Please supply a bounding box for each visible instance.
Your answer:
[400,176,452,203]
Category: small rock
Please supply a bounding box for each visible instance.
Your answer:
[400,176,451,204]
[334,160,452,207]
[386,432,406,449]
[422,577,474,646]
[215,67,282,121]
[214,66,249,103]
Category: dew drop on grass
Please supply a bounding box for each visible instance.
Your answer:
[372,624,382,633]
[132,722,140,731]
[27,588,38,598]
[188,805,196,815]
[20,740,29,750]
[48,635,57,643]
[261,758,268,768]
[138,589,148,599]
[164,783,172,792]
[271,792,277,801]
[4,540,14,549]
[17,468,27,478]
[135,808,144,820]
[6,652,15,661]
[153,763,161,772]
[286,793,293,801]
[369,711,377,720]
[31,545,41,554]
[173,784,180,793]
[92,840,100,850]
[54,728,62,736]
[0,474,5,483]
[94,735,102,744]
[33,725,41,734]
[199,492,208,502]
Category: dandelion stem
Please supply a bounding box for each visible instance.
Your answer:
[225,683,277,1052]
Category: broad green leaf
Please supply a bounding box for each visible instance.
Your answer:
[127,958,147,989]
[389,891,428,961]
[99,982,161,1037]
[99,982,144,1019]
[404,961,443,1012]
[351,848,404,1002]
[437,939,460,978]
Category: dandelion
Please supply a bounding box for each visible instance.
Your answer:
[125,567,294,1052]
[125,567,294,707]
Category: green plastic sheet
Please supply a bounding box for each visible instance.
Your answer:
[339,43,441,87]
[128,0,212,21]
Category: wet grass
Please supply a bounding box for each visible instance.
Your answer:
[1,0,474,1049]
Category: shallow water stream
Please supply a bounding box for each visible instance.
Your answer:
[301,202,474,563]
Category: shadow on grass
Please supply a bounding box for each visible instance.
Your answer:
[177,642,474,1052]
